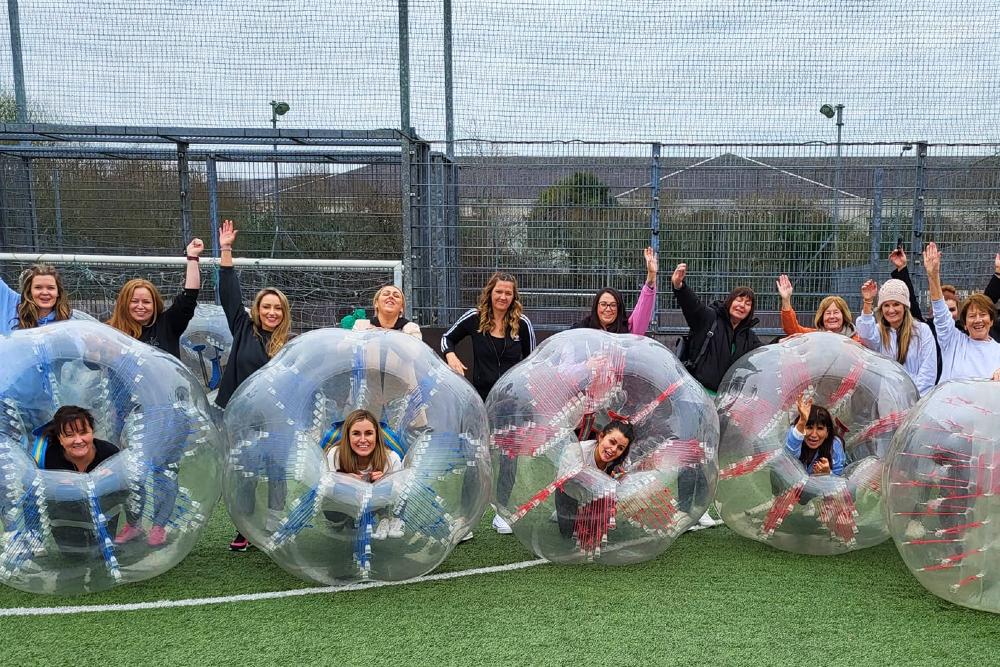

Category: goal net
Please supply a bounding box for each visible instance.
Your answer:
[0,254,403,331]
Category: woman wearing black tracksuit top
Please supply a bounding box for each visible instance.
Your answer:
[441,272,535,535]
[215,220,293,552]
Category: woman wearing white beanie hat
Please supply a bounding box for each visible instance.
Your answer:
[857,276,938,395]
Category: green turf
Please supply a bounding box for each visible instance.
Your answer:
[1,508,998,667]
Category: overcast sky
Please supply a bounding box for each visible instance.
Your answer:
[1,0,999,151]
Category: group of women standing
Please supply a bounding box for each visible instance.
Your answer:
[4,224,1000,546]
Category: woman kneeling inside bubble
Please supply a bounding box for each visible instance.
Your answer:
[786,394,845,478]
[555,419,634,539]
[324,409,405,540]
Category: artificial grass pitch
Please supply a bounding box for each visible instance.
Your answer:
[1,509,998,667]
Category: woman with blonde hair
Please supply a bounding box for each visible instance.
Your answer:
[857,277,937,395]
[107,239,204,358]
[775,274,859,340]
[442,272,535,535]
[1,263,72,333]
[215,219,293,551]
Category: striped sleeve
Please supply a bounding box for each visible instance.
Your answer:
[441,308,478,355]
[519,314,536,356]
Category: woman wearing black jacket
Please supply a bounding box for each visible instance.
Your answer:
[441,272,536,535]
[107,238,204,358]
[216,219,293,552]
[106,238,203,548]
[672,263,762,393]
[672,262,762,529]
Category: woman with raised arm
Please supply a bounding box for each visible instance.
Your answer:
[672,262,762,529]
[106,239,203,548]
[856,277,937,395]
[441,272,535,535]
[671,263,762,393]
[1,263,72,334]
[775,274,858,340]
[215,219,293,552]
[924,242,1000,382]
[107,239,204,358]
[573,247,658,334]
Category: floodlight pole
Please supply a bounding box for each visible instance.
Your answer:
[832,104,844,229]
[269,101,289,256]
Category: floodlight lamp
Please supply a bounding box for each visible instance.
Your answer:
[271,101,290,116]
[819,104,836,119]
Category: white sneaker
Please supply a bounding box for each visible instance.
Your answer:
[372,519,390,541]
[801,503,817,518]
[904,520,925,540]
[388,518,405,539]
[697,512,718,528]
[492,514,513,534]
[460,531,474,542]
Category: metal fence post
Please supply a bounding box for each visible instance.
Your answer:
[430,153,448,325]
[401,135,415,315]
[868,167,883,276]
[6,0,29,123]
[443,0,455,161]
[398,0,411,135]
[650,142,662,330]
[910,141,928,265]
[206,156,221,304]
[176,142,193,245]
[53,168,63,249]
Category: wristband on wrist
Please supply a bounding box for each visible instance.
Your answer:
[186,255,199,262]
[221,246,232,251]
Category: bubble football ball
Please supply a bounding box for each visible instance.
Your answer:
[884,379,1000,614]
[222,327,490,584]
[715,332,919,554]
[180,304,232,395]
[486,329,719,564]
[0,320,224,594]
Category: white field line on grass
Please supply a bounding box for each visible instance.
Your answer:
[0,558,549,617]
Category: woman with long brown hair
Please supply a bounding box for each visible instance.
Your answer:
[1,263,72,333]
[441,272,535,535]
[857,277,936,395]
[441,272,535,398]
[215,219,293,552]
[107,239,204,358]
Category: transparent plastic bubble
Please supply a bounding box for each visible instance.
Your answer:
[0,320,224,595]
[180,304,232,396]
[715,332,919,554]
[884,379,1000,613]
[486,329,719,564]
[222,328,490,584]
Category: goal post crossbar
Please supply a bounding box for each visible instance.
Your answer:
[0,253,403,287]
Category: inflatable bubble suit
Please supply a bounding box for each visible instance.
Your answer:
[0,320,224,594]
[180,304,233,404]
[884,380,1000,614]
[486,329,719,564]
[715,332,919,554]
[222,327,490,584]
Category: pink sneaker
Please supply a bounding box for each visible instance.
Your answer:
[114,523,142,545]
[147,525,167,547]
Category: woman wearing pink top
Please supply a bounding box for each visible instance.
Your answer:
[573,246,658,334]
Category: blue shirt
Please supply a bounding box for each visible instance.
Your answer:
[0,277,59,334]
[785,425,846,476]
